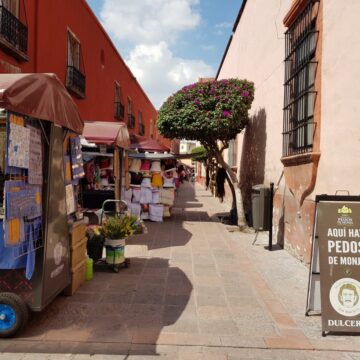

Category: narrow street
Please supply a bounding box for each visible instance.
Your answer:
[1,182,360,359]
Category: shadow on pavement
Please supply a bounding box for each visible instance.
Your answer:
[4,257,192,356]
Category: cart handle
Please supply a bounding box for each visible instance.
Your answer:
[100,199,128,225]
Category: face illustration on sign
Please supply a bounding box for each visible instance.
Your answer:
[339,284,359,308]
[330,278,360,317]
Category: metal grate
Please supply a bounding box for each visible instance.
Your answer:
[0,5,28,53]
[282,0,319,157]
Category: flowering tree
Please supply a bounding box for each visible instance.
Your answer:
[157,79,254,225]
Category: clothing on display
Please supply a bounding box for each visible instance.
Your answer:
[151,173,163,187]
[129,202,141,217]
[149,203,164,222]
[132,187,141,203]
[150,160,161,173]
[140,187,152,204]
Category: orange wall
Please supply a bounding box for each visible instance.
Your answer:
[0,0,160,141]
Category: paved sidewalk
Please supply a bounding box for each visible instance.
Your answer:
[2,182,360,359]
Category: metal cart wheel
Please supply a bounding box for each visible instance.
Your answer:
[0,293,29,338]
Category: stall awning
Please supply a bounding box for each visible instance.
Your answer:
[128,152,195,160]
[82,121,130,148]
[130,134,170,152]
[0,73,83,134]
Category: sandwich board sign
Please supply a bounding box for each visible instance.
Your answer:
[306,195,360,336]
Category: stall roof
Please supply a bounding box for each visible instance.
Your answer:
[130,134,170,152]
[82,121,130,148]
[128,152,194,160]
[0,73,83,134]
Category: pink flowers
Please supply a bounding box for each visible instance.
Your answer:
[242,91,250,98]
[223,110,231,117]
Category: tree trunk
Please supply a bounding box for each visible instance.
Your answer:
[215,151,247,227]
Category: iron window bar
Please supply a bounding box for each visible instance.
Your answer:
[127,114,135,129]
[66,65,86,98]
[139,123,145,136]
[282,0,318,157]
[0,5,28,53]
[114,102,124,120]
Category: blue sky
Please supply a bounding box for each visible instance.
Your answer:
[87,0,242,108]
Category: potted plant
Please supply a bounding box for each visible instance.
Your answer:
[100,214,139,265]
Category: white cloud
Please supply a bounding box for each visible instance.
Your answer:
[100,0,201,44]
[215,21,232,29]
[97,0,215,109]
[126,42,214,109]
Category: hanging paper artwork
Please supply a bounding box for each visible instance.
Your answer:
[8,122,30,169]
[70,136,85,180]
[65,184,76,215]
[27,126,43,184]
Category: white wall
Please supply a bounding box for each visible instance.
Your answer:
[315,0,360,195]
[218,0,292,186]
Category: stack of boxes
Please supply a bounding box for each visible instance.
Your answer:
[64,220,87,295]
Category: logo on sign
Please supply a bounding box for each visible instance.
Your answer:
[337,205,354,226]
[330,278,360,317]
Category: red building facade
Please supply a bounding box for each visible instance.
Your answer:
[0,0,172,149]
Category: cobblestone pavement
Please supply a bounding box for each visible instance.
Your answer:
[2,182,360,359]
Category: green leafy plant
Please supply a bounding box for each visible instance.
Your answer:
[157,78,255,226]
[100,214,139,239]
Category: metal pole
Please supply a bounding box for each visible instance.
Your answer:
[269,182,274,251]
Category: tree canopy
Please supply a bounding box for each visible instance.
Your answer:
[157,79,254,150]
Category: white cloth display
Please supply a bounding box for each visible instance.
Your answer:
[163,176,174,188]
[152,189,160,204]
[129,202,141,217]
[160,188,175,205]
[150,160,161,173]
[141,211,149,220]
[141,177,152,188]
[132,187,141,203]
[163,205,171,217]
[140,187,153,204]
[149,203,164,222]
[124,188,132,203]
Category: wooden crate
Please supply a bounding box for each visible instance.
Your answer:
[70,237,87,270]
[63,259,86,296]
[69,220,86,248]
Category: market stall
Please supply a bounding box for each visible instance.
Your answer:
[80,121,130,213]
[0,73,84,337]
[126,151,191,222]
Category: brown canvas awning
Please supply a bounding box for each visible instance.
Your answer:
[82,121,130,148]
[130,134,170,152]
[0,73,83,134]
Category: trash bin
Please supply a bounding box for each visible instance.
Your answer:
[251,184,270,231]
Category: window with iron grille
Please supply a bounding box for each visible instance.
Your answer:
[138,111,145,135]
[114,82,124,120]
[66,30,86,98]
[127,97,135,128]
[0,0,28,58]
[283,0,319,157]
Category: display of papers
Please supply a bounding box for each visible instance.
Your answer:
[8,122,30,169]
[65,184,76,215]
[27,126,43,184]
[70,137,85,180]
